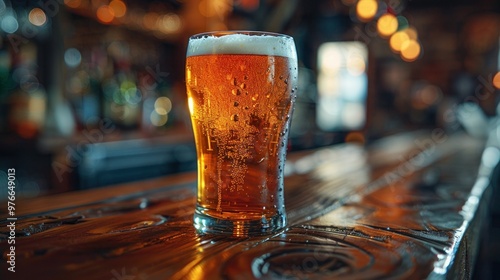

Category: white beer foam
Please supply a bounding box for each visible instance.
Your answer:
[187,33,297,60]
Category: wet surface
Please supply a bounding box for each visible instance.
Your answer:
[0,132,495,280]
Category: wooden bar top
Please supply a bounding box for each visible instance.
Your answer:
[0,131,496,279]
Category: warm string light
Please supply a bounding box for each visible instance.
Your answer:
[356,0,378,22]
[96,5,115,24]
[64,0,181,34]
[377,13,398,38]
[352,0,422,62]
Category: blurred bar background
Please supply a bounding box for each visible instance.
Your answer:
[0,0,499,195]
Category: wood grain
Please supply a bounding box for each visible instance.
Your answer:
[0,132,493,280]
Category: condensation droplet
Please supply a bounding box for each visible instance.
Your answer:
[231,114,239,121]
[232,88,241,96]
[284,79,288,85]
[231,78,237,85]
[279,75,283,80]
[234,101,239,107]
[252,94,259,101]
[240,83,246,89]
[244,106,249,110]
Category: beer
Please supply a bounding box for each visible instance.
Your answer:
[186,32,298,235]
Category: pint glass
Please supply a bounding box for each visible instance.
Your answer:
[186,31,298,235]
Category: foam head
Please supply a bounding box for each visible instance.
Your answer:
[187,32,297,60]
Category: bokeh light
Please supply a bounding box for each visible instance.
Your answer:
[158,13,181,33]
[1,10,18,33]
[29,8,47,26]
[404,26,418,40]
[150,111,168,126]
[377,13,398,38]
[64,48,82,68]
[0,0,5,14]
[142,12,159,30]
[390,30,410,53]
[412,84,442,109]
[96,5,115,24]
[154,96,172,115]
[345,132,366,144]
[493,72,500,90]
[109,0,126,18]
[396,16,409,30]
[400,39,421,62]
[198,0,232,18]
[64,0,82,9]
[356,0,378,22]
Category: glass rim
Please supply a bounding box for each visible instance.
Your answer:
[189,30,293,40]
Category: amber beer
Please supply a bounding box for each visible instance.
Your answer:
[186,31,297,235]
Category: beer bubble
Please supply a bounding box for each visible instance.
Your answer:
[252,94,259,101]
[231,114,239,121]
[232,88,241,95]
[234,101,239,107]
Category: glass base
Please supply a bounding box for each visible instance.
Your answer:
[193,205,287,237]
